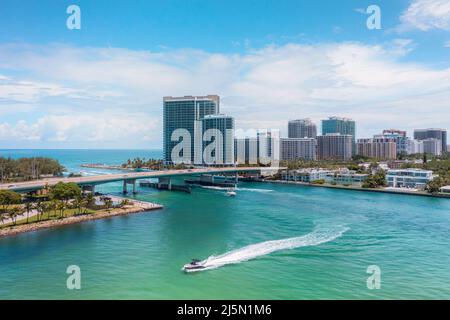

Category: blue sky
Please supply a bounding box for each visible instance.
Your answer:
[0,0,449,148]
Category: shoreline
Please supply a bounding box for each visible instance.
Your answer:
[263,180,450,199]
[0,199,163,238]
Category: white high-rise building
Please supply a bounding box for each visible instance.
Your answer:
[423,138,442,156]
[407,139,424,155]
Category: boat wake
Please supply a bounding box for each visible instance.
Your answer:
[200,186,273,193]
[193,225,349,272]
[236,187,273,193]
[200,186,229,191]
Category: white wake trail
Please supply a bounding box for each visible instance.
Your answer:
[198,226,349,272]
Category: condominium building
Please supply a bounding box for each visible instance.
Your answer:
[317,134,353,161]
[377,129,408,155]
[280,138,316,161]
[386,169,435,190]
[414,129,447,154]
[234,137,258,165]
[422,138,442,156]
[234,130,280,166]
[163,95,219,165]
[407,139,424,155]
[201,114,235,165]
[356,138,397,160]
[322,116,355,146]
[288,119,317,139]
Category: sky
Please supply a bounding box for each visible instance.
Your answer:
[0,0,449,149]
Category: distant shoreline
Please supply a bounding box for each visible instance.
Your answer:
[263,180,450,199]
[0,198,163,238]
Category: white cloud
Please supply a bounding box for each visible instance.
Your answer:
[0,113,160,145]
[444,40,450,47]
[398,0,450,31]
[0,40,449,147]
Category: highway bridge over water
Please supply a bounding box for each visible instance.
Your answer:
[0,167,263,194]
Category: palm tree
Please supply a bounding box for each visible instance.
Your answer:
[35,201,48,222]
[24,202,33,224]
[56,201,66,218]
[86,193,95,209]
[73,195,83,215]
[104,199,113,211]
[47,200,57,220]
[9,207,23,226]
[34,202,43,221]
[0,211,7,226]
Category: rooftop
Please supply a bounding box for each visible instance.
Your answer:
[163,95,219,102]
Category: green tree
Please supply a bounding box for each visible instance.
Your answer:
[73,195,84,215]
[9,206,25,225]
[427,177,444,194]
[24,202,33,224]
[49,182,82,207]
[56,200,66,218]
[362,171,386,189]
[104,198,113,211]
[48,199,58,219]
[35,201,48,222]
[0,190,22,213]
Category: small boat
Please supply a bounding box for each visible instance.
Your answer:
[226,188,237,197]
[182,259,206,273]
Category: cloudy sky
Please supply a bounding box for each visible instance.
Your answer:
[0,0,449,149]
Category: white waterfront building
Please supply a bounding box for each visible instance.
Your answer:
[386,169,435,190]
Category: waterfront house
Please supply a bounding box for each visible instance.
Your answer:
[386,169,435,190]
[281,168,369,186]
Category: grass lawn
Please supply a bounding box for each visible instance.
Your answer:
[0,207,97,229]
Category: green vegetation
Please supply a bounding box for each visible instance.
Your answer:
[122,158,163,170]
[362,171,387,188]
[50,182,81,204]
[0,182,131,229]
[0,157,64,182]
[396,154,450,193]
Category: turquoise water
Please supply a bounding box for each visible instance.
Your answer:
[0,150,449,299]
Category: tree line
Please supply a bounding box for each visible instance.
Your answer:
[0,157,65,182]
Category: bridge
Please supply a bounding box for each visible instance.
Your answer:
[0,167,263,194]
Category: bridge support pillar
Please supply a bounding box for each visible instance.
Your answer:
[123,180,127,194]
[123,179,137,194]
[158,177,172,190]
[82,185,96,194]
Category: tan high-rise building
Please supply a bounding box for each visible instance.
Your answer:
[357,138,397,160]
[317,134,352,161]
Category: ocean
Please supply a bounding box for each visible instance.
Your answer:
[0,149,449,299]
